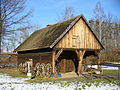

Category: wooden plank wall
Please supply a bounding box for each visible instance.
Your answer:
[17,52,52,67]
[55,18,102,50]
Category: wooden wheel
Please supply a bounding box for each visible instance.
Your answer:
[24,62,28,73]
[22,63,25,72]
[35,63,41,76]
[40,63,45,76]
[22,62,28,73]
[45,63,52,77]
[81,65,87,72]
[18,63,23,72]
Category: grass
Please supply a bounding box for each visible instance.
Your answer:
[0,68,119,90]
[83,78,119,84]
[26,74,119,84]
[0,68,27,78]
[0,68,119,84]
[26,76,58,83]
[103,69,118,76]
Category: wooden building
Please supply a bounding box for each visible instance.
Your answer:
[15,14,104,76]
[0,52,17,63]
[0,53,17,68]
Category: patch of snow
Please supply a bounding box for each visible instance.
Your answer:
[0,73,28,83]
[0,74,119,90]
[88,65,118,70]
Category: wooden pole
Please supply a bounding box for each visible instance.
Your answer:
[96,51,100,70]
[52,51,56,74]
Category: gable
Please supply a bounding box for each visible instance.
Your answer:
[55,18,102,50]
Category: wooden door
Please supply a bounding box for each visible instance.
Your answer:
[60,59,75,73]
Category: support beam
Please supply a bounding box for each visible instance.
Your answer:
[75,50,85,75]
[52,51,56,74]
[52,49,63,74]
[63,59,66,73]
[55,49,63,60]
[96,51,101,70]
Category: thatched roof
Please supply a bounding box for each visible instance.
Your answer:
[15,14,104,52]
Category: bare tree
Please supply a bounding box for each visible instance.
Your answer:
[93,2,106,43]
[89,1,120,63]
[56,7,74,22]
[0,0,32,52]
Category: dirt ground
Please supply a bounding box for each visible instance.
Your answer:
[56,71,100,81]
[56,71,120,82]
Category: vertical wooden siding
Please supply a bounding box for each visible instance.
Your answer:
[55,18,102,50]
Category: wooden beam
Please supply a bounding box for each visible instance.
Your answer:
[52,51,56,74]
[52,49,63,74]
[63,59,66,73]
[75,50,85,75]
[75,50,79,58]
[55,49,63,60]
[96,51,101,70]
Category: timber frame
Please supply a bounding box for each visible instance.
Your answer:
[52,49,86,75]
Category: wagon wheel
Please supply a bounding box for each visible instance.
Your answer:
[40,63,46,76]
[22,63,25,73]
[24,62,28,73]
[81,65,87,72]
[22,62,28,73]
[45,63,52,77]
[18,63,23,72]
[35,63,41,76]
[83,65,88,72]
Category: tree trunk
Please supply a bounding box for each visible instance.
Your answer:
[0,0,2,53]
[0,34,1,53]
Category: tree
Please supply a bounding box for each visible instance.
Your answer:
[89,1,120,63]
[89,2,120,49]
[56,7,74,22]
[0,0,31,52]
[93,2,106,43]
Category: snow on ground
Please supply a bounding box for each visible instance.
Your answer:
[88,65,118,70]
[0,74,119,90]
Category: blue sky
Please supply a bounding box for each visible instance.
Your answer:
[26,0,120,28]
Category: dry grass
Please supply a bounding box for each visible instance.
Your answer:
[0,68,27,78]
[103,69,118,76]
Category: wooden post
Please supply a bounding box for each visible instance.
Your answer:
[63,59,66,73]
[96,51,100,70]
[52,49,63,74]
[75,50,85,75]
[52,51,56,74]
